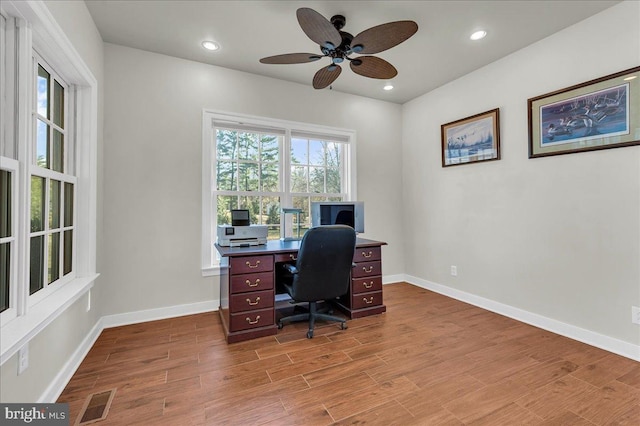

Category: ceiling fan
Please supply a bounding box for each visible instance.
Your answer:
[259,8,418,89]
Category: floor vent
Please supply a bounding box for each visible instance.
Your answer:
[76,388,116,425]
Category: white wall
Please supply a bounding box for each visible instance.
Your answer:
[101,44,403,316]
[402,1,640,348]
[0,0,104,403]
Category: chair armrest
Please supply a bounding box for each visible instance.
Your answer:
[282,263,299,275]
[352,263,356,268]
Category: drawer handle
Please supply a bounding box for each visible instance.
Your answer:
[245,278,260,287]
[246,297,261,306]
[363,266,374,273]
[289,254,297,261]
[246,315,261,325]
[363,281,374,289]
[362,251,373,258]
[363,297,374,304]
[246,260,261,269]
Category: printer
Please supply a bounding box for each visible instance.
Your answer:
[217,225,268,247]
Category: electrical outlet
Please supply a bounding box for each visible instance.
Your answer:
[18,343,29,375]
[450,265,457,276]
[632,306,640,325]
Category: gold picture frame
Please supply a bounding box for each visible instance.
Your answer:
[441,108,500,167]
[528,66,640,158]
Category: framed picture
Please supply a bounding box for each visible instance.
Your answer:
[528,66,640,158]
[441,108,500,167]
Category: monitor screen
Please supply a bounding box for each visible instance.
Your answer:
[311,202,364,233]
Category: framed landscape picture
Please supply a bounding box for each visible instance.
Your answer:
[441,108,500,167]
[528,66,640,158]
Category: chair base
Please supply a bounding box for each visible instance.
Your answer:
[278,301,347,338]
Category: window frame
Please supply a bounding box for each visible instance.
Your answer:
[0,157,19,324]
[201,110,357,276]
[0,1,99,366]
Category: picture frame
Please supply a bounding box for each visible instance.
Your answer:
[441,108,500,167]
[528,66,640,158]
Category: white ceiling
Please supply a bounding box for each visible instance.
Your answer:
[85,0,620,104]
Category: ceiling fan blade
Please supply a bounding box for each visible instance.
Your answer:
[297,8,342,49]
[313,64,342,89]
[260,53,323,64]
[351,21,418,54]
[350,56,397,79]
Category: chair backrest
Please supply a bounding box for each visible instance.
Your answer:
[289,225,357,302]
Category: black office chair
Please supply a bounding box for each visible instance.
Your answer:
[277,225,356,338]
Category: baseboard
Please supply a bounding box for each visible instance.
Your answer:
[403,275,640,362]
[39,299,219,402]
[101,300,219,329]
[38,318,103,403]
[383,274,405,285]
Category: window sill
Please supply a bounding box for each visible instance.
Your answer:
[0,274,99,365]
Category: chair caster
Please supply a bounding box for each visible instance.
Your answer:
[306,330,314,339]
[340,322,347,330]
[277,322,284,330]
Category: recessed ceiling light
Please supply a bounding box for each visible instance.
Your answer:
[470,30,487,41]
[383,83,394,91]
[202,41,220,51]
[623,75,637,81]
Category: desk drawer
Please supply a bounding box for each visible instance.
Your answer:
[230,255,273,274]
[229,308,274,332]
[352,277,382,294]
[353,246,381,263]
[352,291,383,310]
[352,261,382,278]
[230,290,274,313]
[274,252,299,263]
[230,272,273,294]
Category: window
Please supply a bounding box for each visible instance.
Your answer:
[202,111,357,274]
[29,56,76,302]
[1,1,98,364]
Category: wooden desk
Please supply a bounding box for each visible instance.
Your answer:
[215,238,387,343]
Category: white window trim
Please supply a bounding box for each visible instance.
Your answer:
[0,157,19,324]
[0,1,99,366]
[201,110,357,276]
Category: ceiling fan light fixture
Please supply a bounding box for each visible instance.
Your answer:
[351,44,364,53]
[202,40,220,51]
[470,30,487,41]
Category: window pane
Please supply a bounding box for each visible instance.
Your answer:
[309,140,325,166]
[260,163,279,192]
[30,236,44,294]
[216,161,237,191]
[0,170,11,238]
[260,135,279,162]
[49,179,61,229]
[326,142,342,193]
[0,243,9,313]
[64,183,74,227]
[291,138,308,164]
[216,130,237,160]
[37,119,49,168]
[292,196,311,231]
[30,176,45,232]
[63,230,73,275]
[238,196,260,224]
[309,166,325,193]
[53,80,64,128]
[52,129,64,172]
[48,232,60,284]
[291,166,307,193]
[37,65,49,118]
[216,195,238,226]
[237,133,258,161]
[263,196,280,240]
[238,163,259,191]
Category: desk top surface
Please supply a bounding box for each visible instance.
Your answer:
[215,237,386,257]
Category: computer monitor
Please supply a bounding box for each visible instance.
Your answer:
[310,201,364,233]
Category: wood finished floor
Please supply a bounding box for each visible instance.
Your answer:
[58,283,640,425]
